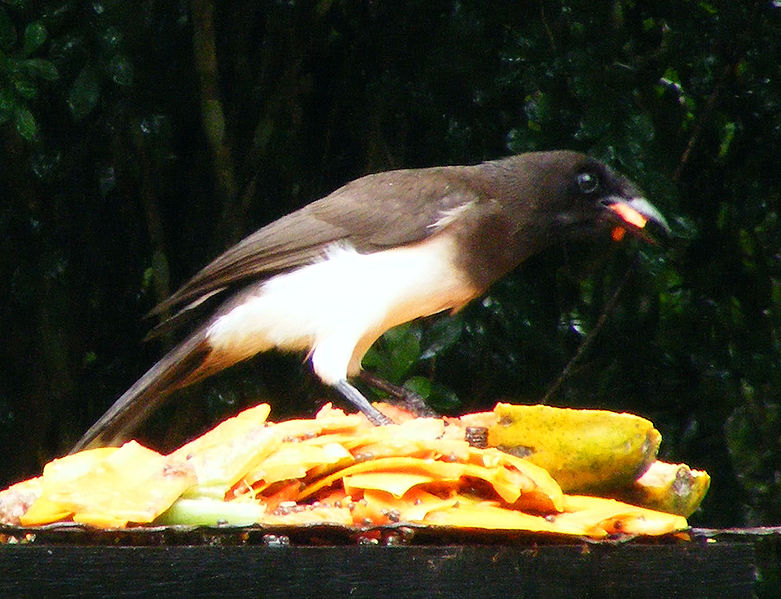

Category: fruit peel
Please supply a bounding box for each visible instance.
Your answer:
[618,460,711,517]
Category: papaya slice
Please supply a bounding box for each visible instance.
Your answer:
[555,494,689,537]
[344,471,438,498]
[244,442,354,487]
[169,403,278,491]
[423,502,594,537]
[21,441,195,528]
[487,403,661,492]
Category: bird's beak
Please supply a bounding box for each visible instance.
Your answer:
[602,196,671,243]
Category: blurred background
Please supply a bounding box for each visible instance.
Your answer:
[0,0,779,543]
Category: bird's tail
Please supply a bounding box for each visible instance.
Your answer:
[70,332,213,453]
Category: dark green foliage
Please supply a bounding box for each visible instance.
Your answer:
[1,1,779,548]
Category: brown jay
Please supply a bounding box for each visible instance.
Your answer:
[72,150,669,451]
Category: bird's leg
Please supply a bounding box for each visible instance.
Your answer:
[333,379,393,425]
[358,371,439,418]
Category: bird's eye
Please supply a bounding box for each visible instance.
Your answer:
[576,171,599,194]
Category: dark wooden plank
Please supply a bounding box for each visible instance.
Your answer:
[0,542,755,598]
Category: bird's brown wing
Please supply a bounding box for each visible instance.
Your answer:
[148,165,482,323]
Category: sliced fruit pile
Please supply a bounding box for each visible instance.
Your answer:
[0,402,708,540]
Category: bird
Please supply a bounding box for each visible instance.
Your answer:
[72,150,670,451]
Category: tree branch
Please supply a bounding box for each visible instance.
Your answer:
[540,256,637,405]
[191,0,241,244]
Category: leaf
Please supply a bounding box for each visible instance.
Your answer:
[363,323,423,383]
[424,382,460,413]
[576,106,611,141]
[13,76,37,99]
[382,324,422,383]
[402,376,431,399]
[397,375,460,415]
[0,87,12,112]
[107,54,133,86]
[627,113,655,143]
[420,314,464,359]
[717,121,736,159]
[67,65,100,120]
[13,105,37,140]
[98,26,122,52]
[30,149,61,180]
[23,58,59,81]
[0,7,16,51]
[698,2,718,16]
[23,21,47,56]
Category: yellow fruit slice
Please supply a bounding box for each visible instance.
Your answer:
[487,403,661,492]
[21,441,195,527]
[556,494,689,537]
[169,403,277,490]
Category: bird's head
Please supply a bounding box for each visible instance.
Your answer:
[536,151,671,244]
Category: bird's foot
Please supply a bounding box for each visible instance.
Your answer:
[334,379,393,425]
[358,371,440,418]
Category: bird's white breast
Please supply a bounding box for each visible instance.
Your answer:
[205,234,478,384]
